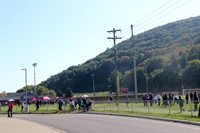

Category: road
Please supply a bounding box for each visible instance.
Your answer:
[15,113,200,133]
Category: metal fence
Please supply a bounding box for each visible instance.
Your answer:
[92,97,199,117]
[0,98,199,117]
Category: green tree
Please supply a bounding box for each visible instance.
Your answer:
[64,88,73,98]
[108,70,122,92]
[37,86,49,96]
[16,85,50,96]
[0,91,7,97]
[49,90,56,97]
[182,59,200,88]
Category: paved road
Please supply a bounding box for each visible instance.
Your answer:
[15,114,200,133]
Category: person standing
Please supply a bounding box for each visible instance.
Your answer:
[157,94,161,106]
[82,97,87,112]
[148,93,153,106]
[36,100,40,111]
[8,101,14,118]
[193,92,199,110]
[58,99,63,111]
[125,96,129,108]
[190,92,194,102]
[178,96,185,113]
[21,101,24,111]
[185,93,189,104]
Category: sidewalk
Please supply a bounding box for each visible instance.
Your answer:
[0,117,62,133]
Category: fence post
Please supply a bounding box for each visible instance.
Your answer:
[131,99,133,112]
[103,99,106,111]
[92,100,95,111]
[168,104,171,115]
[116,100,119,111]
[190,100,193,117]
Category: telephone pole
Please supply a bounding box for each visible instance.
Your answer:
[131,25,138,102]
[107,28,122,106]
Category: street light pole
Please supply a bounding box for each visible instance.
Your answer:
[21,68,29,113]
[145,66,149,93]
[32,63,37,96]
[91,74,95,96]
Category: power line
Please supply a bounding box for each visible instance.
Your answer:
[135,0,191,33]
[134,0,174,26]
[111,0,192,44]
[135,0,182,29]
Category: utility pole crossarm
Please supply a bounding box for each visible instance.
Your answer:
[107,29,121,33]
[107,37,122,39]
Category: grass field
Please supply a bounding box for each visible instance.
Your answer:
[92,99,200,122]
[0,103,70,114]
[0,99,200,123]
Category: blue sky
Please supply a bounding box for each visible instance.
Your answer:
[0,0,200,93]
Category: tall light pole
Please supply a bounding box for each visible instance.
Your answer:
[91,74,95,96]
[21,68,29,113]
[145,65,149,93]
[32,63,37,96]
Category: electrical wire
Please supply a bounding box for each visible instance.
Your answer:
[111,0,193,43]
[135,0,191,33]
[134,0,174,26]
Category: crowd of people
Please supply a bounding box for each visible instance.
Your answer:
[2,92,200,118]
[142,91,200,113]
[56,96,93,112]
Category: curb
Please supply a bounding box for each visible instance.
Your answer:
[86,112,200,126]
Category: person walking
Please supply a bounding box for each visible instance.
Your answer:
[82,97,87,112]
[36,100,40,111]
[8,101,14,118]
[178,96,185,113]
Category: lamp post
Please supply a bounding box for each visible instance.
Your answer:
[32,63,37,96]
[91,74,95,96]
[21,68,29,113]
[145,66,149,93]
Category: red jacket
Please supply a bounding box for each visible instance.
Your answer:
[8,102,14,109]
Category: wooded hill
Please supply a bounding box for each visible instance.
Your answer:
[40,16,200,95]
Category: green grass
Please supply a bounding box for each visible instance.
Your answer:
[0,104,70,114]
[92,101,200,122]
[1,101,200,123]
[92,110,200,122]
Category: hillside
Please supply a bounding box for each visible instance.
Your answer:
[40,16,200,95]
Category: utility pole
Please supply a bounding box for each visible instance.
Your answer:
[107,28,122,106]
[131,25,138,102]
